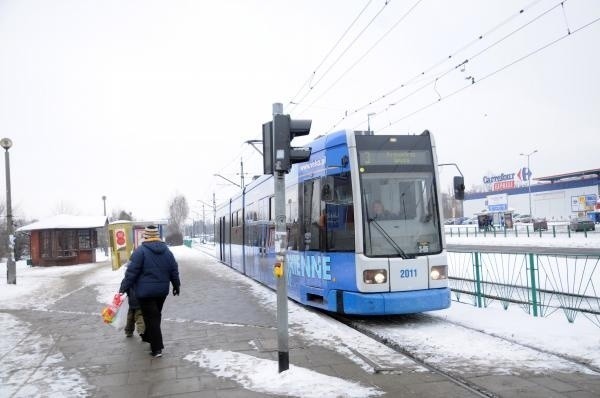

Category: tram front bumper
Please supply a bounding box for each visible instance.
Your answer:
[328,287,451,315]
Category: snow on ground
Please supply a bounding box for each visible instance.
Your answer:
[0,312,92,397]
[189,246,423,373]
[432,301,600,369]
[184,349,383,398]
[445,226,600,249]
[1,241,599,397]
[0,248,390,398]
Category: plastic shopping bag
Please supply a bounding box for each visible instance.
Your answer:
[101,293,128,330]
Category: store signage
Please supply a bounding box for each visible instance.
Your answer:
[483,167,532,192]
[487,193,508,212]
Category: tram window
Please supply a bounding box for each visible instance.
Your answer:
[321,172,355,252]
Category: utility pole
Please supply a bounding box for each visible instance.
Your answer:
[212,192,216,244]
[520,150,537,216]
[263,103,312,373]
[202,203,206,241]
[240,158,245,189]
[102,195,108,255]
[1,138,15,284]
[272,102,289,373]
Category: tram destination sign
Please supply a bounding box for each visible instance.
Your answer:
[359,150,431,166]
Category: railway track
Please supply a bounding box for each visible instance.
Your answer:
[333,312,600,398]
[332,313,501,398]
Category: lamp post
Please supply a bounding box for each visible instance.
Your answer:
[197,200,212,243]
[1,138,15,284]
[519,150,537,217]
[367,112,376,133]
[101,195,108,255]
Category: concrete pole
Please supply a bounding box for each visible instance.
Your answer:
[2,140,15,284]
[272,102,289,372]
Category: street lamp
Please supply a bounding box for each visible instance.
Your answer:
[1,138,15,284]
[101,195,108,255]
[519,149,538,217]
[367,112,376,133]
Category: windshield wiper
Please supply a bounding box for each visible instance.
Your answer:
[368,218,409,259]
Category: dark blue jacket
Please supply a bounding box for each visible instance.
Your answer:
[119,241,180,299]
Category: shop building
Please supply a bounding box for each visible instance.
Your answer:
[463,168,600,222]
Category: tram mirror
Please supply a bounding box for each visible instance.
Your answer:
[453,176,465,200]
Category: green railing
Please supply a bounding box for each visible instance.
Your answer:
[446,223,598,239]
[448,251,600,328]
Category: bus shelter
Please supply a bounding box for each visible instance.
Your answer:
[475,209,515,230]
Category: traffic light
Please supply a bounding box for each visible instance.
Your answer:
[273,114,312,173]
[453,176,465,200]
[262,121,273,175]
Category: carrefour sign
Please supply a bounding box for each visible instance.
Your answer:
[483,168,532,191]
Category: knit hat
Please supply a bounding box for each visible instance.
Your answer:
[143,225,160,241]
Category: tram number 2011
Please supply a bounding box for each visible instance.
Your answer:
[400,269,417,278]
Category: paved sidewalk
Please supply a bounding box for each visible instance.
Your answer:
[3,247,600,397]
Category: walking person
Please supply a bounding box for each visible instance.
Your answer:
[123,283,145,339]
[119,225,180,358]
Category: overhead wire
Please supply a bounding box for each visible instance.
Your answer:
[297,0,423,117]
[287,0,375,114]
[301,0,423,114]
[377,14,600,132]
[359,0,569,130]
[289,0,393,114]
[328,0,547,132]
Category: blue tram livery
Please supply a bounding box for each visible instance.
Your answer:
[215,129,452,315]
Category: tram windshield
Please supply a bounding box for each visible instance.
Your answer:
[356,135,442,257]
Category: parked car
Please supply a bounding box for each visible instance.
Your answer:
[532,217,548,231]
[462,217,478,225]
[570,217,596,232]
[514,214,532,223]
[453,217,469,225]
[444,218,456,225]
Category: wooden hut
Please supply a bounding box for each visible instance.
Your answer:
[17,214,108,266]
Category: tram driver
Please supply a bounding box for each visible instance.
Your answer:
[371,200,394,220]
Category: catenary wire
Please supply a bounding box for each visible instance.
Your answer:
[297,0,423,117]
[328,0,547,132]
[289,0,394,114]
[350,0,569,131]
[377,15,600,132]
[287,0,374,113]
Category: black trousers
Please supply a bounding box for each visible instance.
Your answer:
[138,296,167,352]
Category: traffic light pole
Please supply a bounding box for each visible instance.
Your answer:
[272,103,289,373]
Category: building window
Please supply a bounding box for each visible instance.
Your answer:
[78,230,91,249]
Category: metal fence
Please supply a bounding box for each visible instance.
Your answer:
[448,251,600,328]
[446,223,598,239]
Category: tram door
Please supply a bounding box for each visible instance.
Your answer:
[302,178,325,289]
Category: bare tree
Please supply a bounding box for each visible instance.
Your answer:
[166,195,189,245]
[53,200,79,215]
[111,209,133,221]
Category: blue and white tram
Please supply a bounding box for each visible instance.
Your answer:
[216,129,452,315]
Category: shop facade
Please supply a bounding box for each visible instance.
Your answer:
[463,168,600,222]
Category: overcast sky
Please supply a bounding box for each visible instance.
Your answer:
[1,0,599,221]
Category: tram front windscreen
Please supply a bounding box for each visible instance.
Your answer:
[355,134,442,258]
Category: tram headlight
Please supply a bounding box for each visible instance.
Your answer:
[430,265,447,280]
[363,269,387,284]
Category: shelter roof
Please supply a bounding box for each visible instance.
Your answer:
[17,214,108,232]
